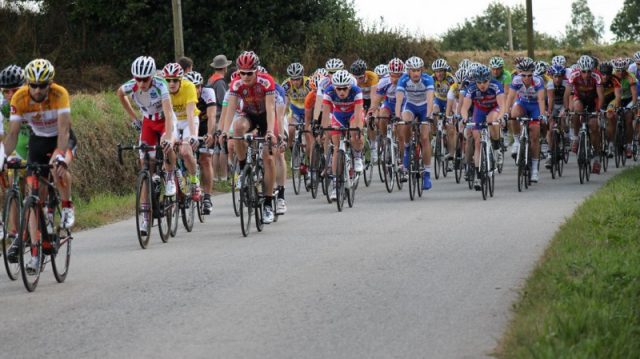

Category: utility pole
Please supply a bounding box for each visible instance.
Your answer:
[172,0,184,59]
[507,6,514,52]
[526,0,534,58]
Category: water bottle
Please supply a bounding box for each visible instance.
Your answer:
[46,207,55,235]
[175,169,187,194]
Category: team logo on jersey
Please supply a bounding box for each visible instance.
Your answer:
[150,91,158,99]
[242,89,249,96]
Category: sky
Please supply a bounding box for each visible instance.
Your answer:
[352,0,624,43]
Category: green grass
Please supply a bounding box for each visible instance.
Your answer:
[497,166,640,358]
[74,192,135,231]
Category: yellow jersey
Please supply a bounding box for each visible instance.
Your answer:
[432,72,457,101]
[281,76,311,110]
[170,79,199,121]
[356,70,379,100]
[10,83,70,137]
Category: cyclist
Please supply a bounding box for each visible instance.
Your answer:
[117,56,177,235]
[185,71,217,214]
[223,51,278,223]
[374,64,389,78]
[599,61,622,158]
[566,55,605,174]
[545,64,570,169]
[612,57,637,158]
[431,58,457,171]
[460,65,506,189]
[4,59,75,272]
[0,65,29,161]
[395,56,435,190]
[489,56,512,97]
[282,62,311,163]
[321,69,364,200]
[505,57,547,182]
[351,59,379,169]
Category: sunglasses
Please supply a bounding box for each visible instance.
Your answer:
[521,74,533,78]
[581,70,591,74]
[475,80,489,84]
[291,77,302,81]
[239,71,255,77]
[166,78,181,83]
[1,87,20,95]
[335,86,349,92]
[29,83,49,89]
[134,76,151,83]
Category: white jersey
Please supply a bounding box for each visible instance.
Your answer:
[201,87,216,106]
[120,76,170,121]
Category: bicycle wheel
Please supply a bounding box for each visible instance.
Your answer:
[158,193,171,243]
[19,197,43,292]
[488,146,495,198]
[181,195,195,232]
[517,164,524,192]
[2,190,21,280]
[441,135,448,178]
[335,151,345,212]
[383,138,395,193]
[347,158,355,208]
[455,133,464,183]
[169,194,179,237]
[363,139,372,187]
[51,223,71,283]
[556,134,564,178]
[291,141,302,195]
[480,143,488,200]
[239,168,253,237]
[416,143,424,197]
[633,140,638,161]
[324,149,333,203]
[135,172,152,249]
[377,136,385,182]
[550,131,558,179]
[408,143,416,201]
[255,166,265,231]
[230,159,240,217]
[433,132,441,180]
[310,143,320,199]
[395,144,404,191]
[600,128,609,172]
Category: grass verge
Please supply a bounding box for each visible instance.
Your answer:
[496,166,640,358]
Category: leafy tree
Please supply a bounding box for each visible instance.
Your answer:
[564,0,604,47]
[611,0,640,42]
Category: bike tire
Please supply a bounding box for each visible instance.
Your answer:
[310,143,321,199]
[383,138,395,193]
[51,225,71,283]
[480,143,488,200]
[416,143,424,198]
[433,133,441,180]
[158,193,171,243]
[363,139,372,187]
[230,159,241,217]
[239,168,253,237]
[255,166,265,231]
[169,194,179,237]
[347,159,355,208]
[291,141,301,195]
[408,143,416,201]
[19,197,43,292]
[601,129,609,173]
[335,151,345,212]
[377,136,385,182]
[135,172,152,249]
[2,190,21,280]
[454,134,463,183]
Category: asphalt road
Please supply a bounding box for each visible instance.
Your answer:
[0,154,633,359]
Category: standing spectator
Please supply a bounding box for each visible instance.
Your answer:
[208,54,232,181]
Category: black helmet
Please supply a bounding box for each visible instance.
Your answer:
[0,65,25,88]
[350,59,367,76]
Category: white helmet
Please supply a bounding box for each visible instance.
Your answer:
[431,58,448,71]
[577,55,595,71]
[374,64,389,77]
[405,56,424,70]
[315,68,328,77]
[131,56,156,77]
[185,71,203,85]
[325,58,344,72]
[634,51,640,62]
[331,69,352,87]
[287,62,304,78]
[551,55,566,67]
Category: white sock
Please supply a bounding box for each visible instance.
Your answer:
[532,159,539,172]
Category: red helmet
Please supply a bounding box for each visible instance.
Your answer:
[388,58,404,73]
[162,62,183,78]
[236,51,260,71]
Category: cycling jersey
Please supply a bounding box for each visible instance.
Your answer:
[1,97,29,159]
[396,73,435,106]
[376,75,400,109]
[510,75,544,103]
[322,84,363,128]
[355,70,379,100]
[616,71,637,100]
[304,91,316,113]
[120,76,170,121]
[281,76,311,110]
[432,72,456,101]
[197,87,217,136]
[492,69,512,89]
[465,80,504,112]
[10,83,70,137]
[546,77,569,106]
[170,78,200,121]
[228,73,277,115]
[601,76,621,104]
[568,69,602,102]
[275,83,286,106]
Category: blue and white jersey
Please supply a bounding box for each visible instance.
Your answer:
[275,83,286,105]
[509,75,544,103]
[396,73,435,106]
[375,75,399,106]
[465,80,504,111]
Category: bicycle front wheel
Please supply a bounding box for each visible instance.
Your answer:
[408,143,416,201]
[335,151,346,212]
[239,168,253,237]
[230,158,241,217]
[480,142,488,200]
[363,139,373,187]
[2,190,21,280]
[383,138,395,193]
[291,141,302,195]
[433,132,441,180]
[310,143,321,199]
[135,172,152,249]
[158,194,171,242]
[51,225,71,283]
[19,197,43,292]
[181,196,195,232]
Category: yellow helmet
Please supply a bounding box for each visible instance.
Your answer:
[25,59,55,84]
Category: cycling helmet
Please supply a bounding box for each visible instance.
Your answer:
[577,55,595,71]
[162,63,184,78]
[325,58,344,72]
[488,56,505,69]
[405,56,424,70]
[467,62,481,74]
[310,73,321,90]
[549,64,566,77]
[458,59,471,70]
[184,71,203,85]
[350,59,367,76]
[599,62,613,76]
[374,64,389,77]
[454,68,467,83]
[612,57,628,71]
[516,57,535,72]
[432,58,448,71]
[551,55,566,67]
[471,65,491,82]
[257,65,267,73]
[315,68,328,77]
[0,65,25,88]
[534,61,548,76]
[25,59,55,84]
[388,58,405,73]
[131,56,156,78]
[236,51,260,71]
[513,56,525,67]
[287,62,304,78]
[331,70,352,87]
[634,51,640,62]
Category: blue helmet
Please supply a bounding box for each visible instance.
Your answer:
[549,64,565,77]
[471,65,491,82]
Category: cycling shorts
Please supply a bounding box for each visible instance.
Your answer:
[515,100,541,119]
[289,105,305,125]
[469,106,500,130]
[433,98,447,112]
[402,102,428,122]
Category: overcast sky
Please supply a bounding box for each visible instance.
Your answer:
[353,0,624,42]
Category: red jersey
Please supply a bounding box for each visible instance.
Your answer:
[568,69,602,100]
[228,73,276,115]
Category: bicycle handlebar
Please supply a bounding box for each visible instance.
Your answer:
[117,143,163,165]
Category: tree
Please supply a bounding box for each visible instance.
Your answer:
[611,0,640,42]
[564,0,604,47]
